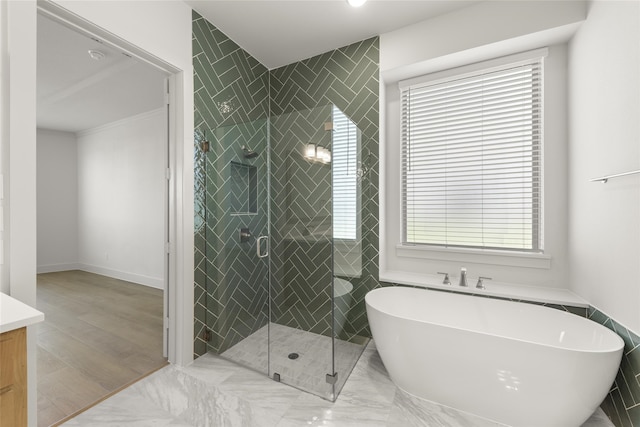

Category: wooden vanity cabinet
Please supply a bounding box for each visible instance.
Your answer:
[0,327,27,427]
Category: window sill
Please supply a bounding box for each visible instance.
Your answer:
[395,244,552,269]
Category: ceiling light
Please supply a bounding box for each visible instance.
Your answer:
[347,0,367,7]
[88,49,106,61]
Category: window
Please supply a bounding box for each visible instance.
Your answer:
[332,105,359,241]
[401,54,543,252]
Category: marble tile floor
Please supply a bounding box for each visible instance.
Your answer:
[221,323,366,398]
[62,341,615,427]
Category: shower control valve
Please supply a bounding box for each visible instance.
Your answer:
[239,228,251,243]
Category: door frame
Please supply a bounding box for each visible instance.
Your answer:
[4,1,194,423]
[35,1,182,362]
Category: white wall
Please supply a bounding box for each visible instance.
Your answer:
[36,128,79,271]
[76,109,166,289]
[0,0,7,295]
[380,0,587,82]
[380,1,584,289]
[568,0,640,334]
[2,3,42,426]
[2,0,38,304]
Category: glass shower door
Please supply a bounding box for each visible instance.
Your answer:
[267,104,367,400]
[268,105,335,399]
[200,118,271,375]
[330,105,369,398]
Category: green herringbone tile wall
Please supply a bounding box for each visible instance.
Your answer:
[269,38,380,340]
[193,11,270,358]
[193,9,380,356]
[269,105,334,336]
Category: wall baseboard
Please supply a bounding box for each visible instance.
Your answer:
[80,264,164,290]
[37,263,82,274]
[36,263,164,290]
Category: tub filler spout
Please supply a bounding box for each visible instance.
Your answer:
[458,267,468,287]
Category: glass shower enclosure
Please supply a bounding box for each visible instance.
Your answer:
[198,103,368,401]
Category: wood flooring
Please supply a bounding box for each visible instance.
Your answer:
[36,270,166,427]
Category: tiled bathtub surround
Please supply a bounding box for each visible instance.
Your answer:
[588,307,640,426]
[380,281,589,316]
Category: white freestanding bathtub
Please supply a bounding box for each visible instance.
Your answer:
[365,286,623,427]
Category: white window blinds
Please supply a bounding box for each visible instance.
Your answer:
[332,105,358,240]
[401,56,543,252]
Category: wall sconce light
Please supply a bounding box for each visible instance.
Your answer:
[304,143,331,164]
[347,0,367,7]
[305,143,316,159]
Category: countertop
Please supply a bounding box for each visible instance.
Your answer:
[0,292,45,333]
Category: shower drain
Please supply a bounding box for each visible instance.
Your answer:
[288,352,299,360]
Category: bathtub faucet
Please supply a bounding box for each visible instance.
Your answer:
[458,267,468,287]
[437,272,451,285]
[476,276,492,290]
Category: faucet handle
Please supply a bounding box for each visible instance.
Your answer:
[437,272,451,285]
[476,276,492,289]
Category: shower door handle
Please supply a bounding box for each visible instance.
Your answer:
[256,235,269,258]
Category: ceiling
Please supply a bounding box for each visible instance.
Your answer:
[184,0,479,69]
[37,1,480,133]
[37,13,167,133]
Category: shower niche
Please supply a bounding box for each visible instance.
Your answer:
[229,161,257,215]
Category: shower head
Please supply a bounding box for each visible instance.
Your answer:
[242,145,259,159]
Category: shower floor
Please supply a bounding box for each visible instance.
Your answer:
[220,323,366,398]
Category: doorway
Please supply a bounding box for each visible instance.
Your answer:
[35,7,173,426]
